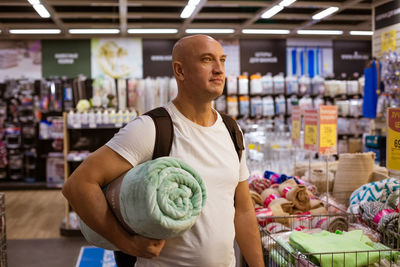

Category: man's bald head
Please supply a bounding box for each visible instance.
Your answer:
[172,35,221,62]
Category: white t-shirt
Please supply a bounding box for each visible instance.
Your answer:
[106,102,249,267]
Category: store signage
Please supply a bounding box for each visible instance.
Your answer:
[291,106,301,147]
[240,39,286,75]
[318,105,338,155]
[387,108,400,171]
[375,0,400,30]
[76,246,116,267]
[304,109,318,152]
[42,40,91,78]
[381,30,397,53]
[143,39,175,77]
[333,40,371,78]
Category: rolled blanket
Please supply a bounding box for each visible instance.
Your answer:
[264,170,300,184]
[80,157,206,250]
[286,185,311,212]
[278,178,298,196]
[358,201,399,233]
[260,188,280,202]
[269,198,291,225]
[309,207,328,216]
[249,178,271,194]
[249,190,263,206]
[310,199,324,209]
[265,222,290,234]
[311,216,348,232]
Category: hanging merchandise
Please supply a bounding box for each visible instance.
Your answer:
[24,149,36,182]
[135,79,146,115]
[238,74,249,95]
[299,75,311,95]
[347,80,360,95]
[262,96,275,117]
[158,77,169,107]
[250,96,263,117]
[169,78,178,102]
[275,95,286,115]
[363,60,380,118]
[8,149,23,180]
[287,95,298,115]
[127,79,137,108]
[324,80,339,97]
[336,100,350,117]
[21,125,36,148]
[350,99,363,117]
[273,73,285,95]
[63,81,74,111]
[250,74,262,95]
[215,95,226,114]
[226,75,238,95]
[337,80,347,95]
[46,152,64,187]
[227,96,238,118]
[313,96,324,109]
[117,79,127,111]
[144,78,155,112]
[285,75,299,95]
[49,81,62,112]
[311,75,325,96]
[239,95,250,116]
[299,95,313,111]
[262,73,274,94]
[4,123,21,150]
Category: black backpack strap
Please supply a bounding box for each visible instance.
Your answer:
[220,113,244,161]
[144,107,174,159]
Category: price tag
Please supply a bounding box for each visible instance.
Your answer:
[318,105,337,155]
[304,109,318,152]
[291,106,301,146]
[248,144,255,150]
[387,108,400,171]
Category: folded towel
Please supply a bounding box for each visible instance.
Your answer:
[249,190,263,206]
[249,178,271,194]
[80,157,206,250]
[286,185,311,212]
[260,188,280,202]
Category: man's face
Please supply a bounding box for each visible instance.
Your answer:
[182,38,226,101]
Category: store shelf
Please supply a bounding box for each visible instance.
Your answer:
[60,221,82,237]
[67,124,125,130]
[0,181,61,190]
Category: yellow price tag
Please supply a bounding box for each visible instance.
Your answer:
[381,30,396,53]
[320,124,337,148]
[305,125,317,145]
[248,144,255,150]
[387,108,400,171]
[292,120,300,140]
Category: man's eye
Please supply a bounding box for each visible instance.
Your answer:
[202,57,212,62]
[221,58,226,63]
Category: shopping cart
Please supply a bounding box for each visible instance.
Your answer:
[259,213,400,267]
[0,193,7,267]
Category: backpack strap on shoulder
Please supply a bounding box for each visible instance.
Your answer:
[144,107,174,159]
[220,113,244,161]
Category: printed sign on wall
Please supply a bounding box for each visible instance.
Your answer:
[239,39,286,76]
[318,105,338,155]
[375,0,400,30]
[91,38,143,79]
[42,39,91,78]
[142,39,175,77]
[387,108,400,171]
[381,30,397,53]
[333,40,371,79]
[0,40,41,81]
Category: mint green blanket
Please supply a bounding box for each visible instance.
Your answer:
[80,157,207,250]
[289,230,383,267]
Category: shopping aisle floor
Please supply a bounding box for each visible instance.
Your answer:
[4,190,89,267]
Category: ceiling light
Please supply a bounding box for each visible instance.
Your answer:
[297,30,343,35]
[185,29,234,34]
[128,29,178,34]
[69,29,120,34]
[180,4,196,18]
[349,31,373,36]
[9,29,61,34]
[188,0,200,5]
[312,7,339,20]
[32,4,50,18]
[242,29,290,34]
[279,0,296,7]
[261,5,284,19]
[28,0,40,4]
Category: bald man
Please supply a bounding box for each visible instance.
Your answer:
[63,35,264,267]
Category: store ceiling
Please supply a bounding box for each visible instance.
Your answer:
[0,0,387,40]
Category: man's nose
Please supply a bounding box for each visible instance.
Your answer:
[213,60,224,74]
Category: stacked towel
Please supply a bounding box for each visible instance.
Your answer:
[80,157,206,250]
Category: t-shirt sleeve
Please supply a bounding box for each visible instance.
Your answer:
[106,115,155,167]
[238,127,250,182]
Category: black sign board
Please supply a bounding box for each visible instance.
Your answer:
[333,40,371,78]
[239,39,286,75]
[375,0,400,30]
[143,39,176,77]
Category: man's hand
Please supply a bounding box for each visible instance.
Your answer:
[122,235,166,258]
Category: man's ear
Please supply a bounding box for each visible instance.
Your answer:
[173,61,184,81]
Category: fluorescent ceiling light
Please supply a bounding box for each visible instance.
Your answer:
[69,29,120,34]
[312,7,339,20]
[350,30,373,36]
[185,28,234,34]
[242,29,290,34]
[128,29,178,34]
[28,0,40,4]
[279,0,296,7]
[180,4,196,18]
[32,4,50,18]
[261,5,284,19]
[297,30,343,35]
[9,29,61,34]
[188,0,200,5]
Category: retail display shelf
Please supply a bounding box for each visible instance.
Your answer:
[67,124,125,130]
[0,181,61,190]
[60,222,83,237]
